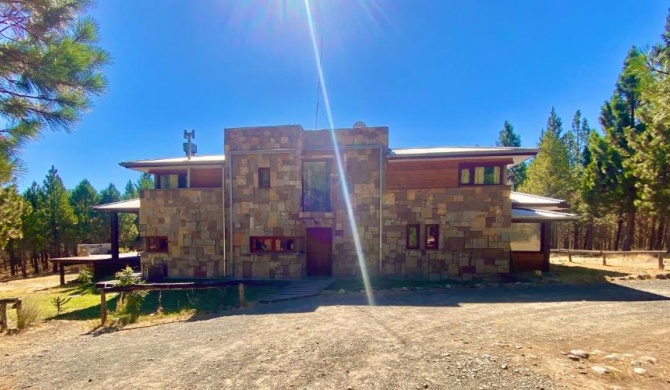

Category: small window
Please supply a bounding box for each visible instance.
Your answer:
[156,173,187,189]
[459,164,503,186]
[146,237,168,252]
[425,225,439,250]
[407,224,420,249]
[510,223,542,252]
[250,237,298,253]
[258,168,271,188]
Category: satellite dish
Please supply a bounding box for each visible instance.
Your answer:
[353,121,367,129]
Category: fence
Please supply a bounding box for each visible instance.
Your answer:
[551,249,665,269]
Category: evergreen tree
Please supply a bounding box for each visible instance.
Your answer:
[0,0,109,180]
[518,109,573,200]
[136,173,154,192]
[70,179,99,244]
[496,121,526,189]
[42,166,76,258]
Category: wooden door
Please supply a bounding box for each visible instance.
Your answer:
[306,228,332,277]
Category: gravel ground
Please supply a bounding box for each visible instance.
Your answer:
[2,280,670,390]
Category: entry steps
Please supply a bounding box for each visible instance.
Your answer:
[260,278,334,303]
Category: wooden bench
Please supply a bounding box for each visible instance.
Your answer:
[0,298,22,333]
[551,249,666,270]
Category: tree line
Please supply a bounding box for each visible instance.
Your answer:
[2,167,153,277]
[499,11,670,252]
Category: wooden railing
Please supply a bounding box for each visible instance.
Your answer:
[551,249,666,269]
[97,280,257,325]
[0,298,22,333]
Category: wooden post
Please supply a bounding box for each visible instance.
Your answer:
[15,299,22,324]
[0,303,7,333]
[59,263,65,286]
[659,253,665,271]
[238,283,246,307]
[100,289,107,325]
[110,212,119,260]
[568,250,573,263]
[602,251,607,266]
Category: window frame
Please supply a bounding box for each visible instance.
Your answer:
[406,224,420,250]
[258,167,271,188]
[425,224,440,250]
[146,236,169,253]
[154,171,188,189]
[458,162,505,186]
[510,222,543,252]
[249,236,298,254]
[301,160,332,212]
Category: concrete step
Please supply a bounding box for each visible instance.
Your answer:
[260,278,334,303]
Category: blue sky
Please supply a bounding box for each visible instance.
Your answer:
[18,0,669,192]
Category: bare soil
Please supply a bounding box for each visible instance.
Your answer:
[2,276,670,390]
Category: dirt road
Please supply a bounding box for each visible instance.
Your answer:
[2,280,669,389]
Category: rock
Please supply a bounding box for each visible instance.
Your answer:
[634,367,647,375]
[501,364,508,370]
[622,353,636,359]
[655,274,667,279]
[569,350,590,359]
[590,349,605,355]
[604,354,620,362]
[400,287,409,291]
[338,289,346,294]
[568,355,581,361]
[641,356,658,364]
[591,366,610,375]
[630,360,643,367]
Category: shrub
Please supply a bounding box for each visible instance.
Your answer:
[17,302,41,330]
[76,269,95,292]
[114,267,147,324]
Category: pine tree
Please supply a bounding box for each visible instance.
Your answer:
[70,179,99,244]
[42,166,76,259]
[496,121,526,189]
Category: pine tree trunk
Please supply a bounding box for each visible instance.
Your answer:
[647,217,656,250]
[622,210,635,251]
[614,214,623,250]
[656,216,666,250]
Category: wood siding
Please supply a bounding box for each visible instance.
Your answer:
[511,252,544,271]
[190,167,223,188]
[386,159,512,189]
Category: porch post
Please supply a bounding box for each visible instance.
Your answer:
[110,212,119,260]
[542,222,551,272]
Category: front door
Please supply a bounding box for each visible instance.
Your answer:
[306,228,332,277]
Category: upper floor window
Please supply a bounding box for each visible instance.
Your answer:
[459,163,503,186]
[258,168,271,188]
[156,172,187,189]
[302,161,331,211]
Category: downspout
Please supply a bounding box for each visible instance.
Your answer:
[187,166,191,188]
[221,162,226,277]
[229,156,234,277]
[379,146,383,277]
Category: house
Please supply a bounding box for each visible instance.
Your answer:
[117,124,576,281]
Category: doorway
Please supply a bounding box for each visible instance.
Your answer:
[306,228,332,277]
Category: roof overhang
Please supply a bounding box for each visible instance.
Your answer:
[119,155,225,173]
[512,208,578,222]
[510,191,570,211]
[388,147,538,166]
[93,198,140,214]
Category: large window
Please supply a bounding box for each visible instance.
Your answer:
[146,237,168,253]
[510,223,542,252]
[407,224,420,249]
[459,163,503,186]
[258,168,271,188]
[250,237,297,253]
[156,172,187,189]
[302,161,331,211]
[425,224,440,250]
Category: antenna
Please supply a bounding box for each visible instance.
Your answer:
[183,130,197,159]
[313,9,323,130]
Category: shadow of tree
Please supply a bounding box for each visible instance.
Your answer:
[547,264,631,283]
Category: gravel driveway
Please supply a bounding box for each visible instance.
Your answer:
[2,280,669,390]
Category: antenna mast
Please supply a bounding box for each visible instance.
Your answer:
[313,9,324,130]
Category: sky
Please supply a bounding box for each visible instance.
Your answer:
[18,0,670,192]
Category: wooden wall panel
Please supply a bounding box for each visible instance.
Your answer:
[190,167,223,188]
[386,158,512,189]
[511,252,544,271]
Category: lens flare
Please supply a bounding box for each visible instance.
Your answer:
[303,0,376,306]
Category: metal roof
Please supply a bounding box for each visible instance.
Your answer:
[510,192,568,210]
[93,198,140,213]
[388,146,538,165]
[120,155,225,172]
[512,208,578,221]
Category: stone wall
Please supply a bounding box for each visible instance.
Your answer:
[139,189,224,278]
[382,186,512,281]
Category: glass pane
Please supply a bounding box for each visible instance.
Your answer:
[303,161,331,211]
[474,167,485,184]
[492,166,500,184]
[259,168,270,187]
[426,225,439,249]
[407,225,419,249]
[510,223,542,251]
[460,168,470,184]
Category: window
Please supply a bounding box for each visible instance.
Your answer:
[156,173,187,189]
[425,225,439,250]
[302,161,331,211]
[250,237,297,253]
[407,224,420,249]
[510,223,542,252]
[258,167,271,188]
[146,237,168,252]
[459,163,503,186]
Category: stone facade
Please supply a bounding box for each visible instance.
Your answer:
[137,124,518,281]
[139,189,224,278]
[382,186,511,280]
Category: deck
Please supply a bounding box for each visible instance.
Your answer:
[50,252,141,285]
